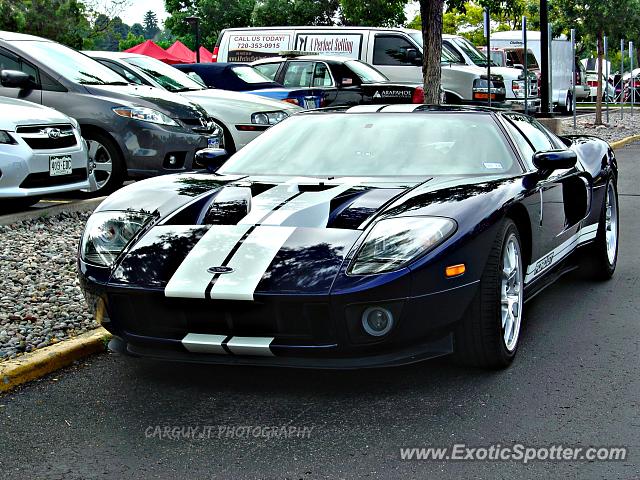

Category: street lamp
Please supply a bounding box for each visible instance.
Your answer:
[186,16,201,63]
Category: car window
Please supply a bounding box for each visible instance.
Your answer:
[313,63,333,87]
[232,66,273,84]
[99,60,144,85]
[124,56,205,92]
[504,113,554,152]
[282,61,314,88]
[373,35,419,66]
[253,63,280,81]
[345,60,388,83]
[0,51,39,84]
[502,119,536,169]
[441,44,464,64]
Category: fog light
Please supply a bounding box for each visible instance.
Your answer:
[361,307,394,337]
[168,155,177,166]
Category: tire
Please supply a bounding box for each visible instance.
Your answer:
[218,122,236,155]
[582,178,619,280]
[82,131,125,196]
[453,219,524,368]
[443,92,460,105]
[562,92,573,114]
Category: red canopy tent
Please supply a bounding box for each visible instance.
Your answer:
[166,40,196,63]
[198,46,213,63]
[124,40,184,65]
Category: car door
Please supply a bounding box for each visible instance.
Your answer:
[503,113,589,267]
[369,33,422,82]
[0,48,43,104]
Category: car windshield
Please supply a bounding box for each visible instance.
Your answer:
[219,113,518,177]
[488,50,505,66]
[453,37,496,67]
[232,66,274,83]
[16,41,129,85]
[441,44,464,64]
[345,60,388,83]
[123,56,205,92]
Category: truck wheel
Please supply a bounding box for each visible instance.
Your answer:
[562,92,573,114]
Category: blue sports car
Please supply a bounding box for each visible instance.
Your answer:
[78,105,619,369]
[174,62,327,109]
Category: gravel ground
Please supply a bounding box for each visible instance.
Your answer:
[561,111,640,142]
[0,211,95,361]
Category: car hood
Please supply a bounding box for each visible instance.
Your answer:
[104,173,513,297]
[488,66,524,80]
[82,84,207,120]
[181,88,303,112]
[0,97,72,130]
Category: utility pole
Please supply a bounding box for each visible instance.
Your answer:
[540,0,550,114]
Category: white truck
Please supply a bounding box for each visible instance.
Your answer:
[213,26,509,107]
[491,30,574,113]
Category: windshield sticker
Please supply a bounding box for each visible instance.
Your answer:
[483,162,503,169]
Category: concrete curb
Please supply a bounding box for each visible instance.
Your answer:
[610,134,640,151]
[0,197,106,226]
[0,327,111,393]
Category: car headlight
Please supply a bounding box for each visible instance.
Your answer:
[80,211,153,267]
[251,110,289,126]
[112,106,179,127]
[349,217,457,275]
[0,130,16,144]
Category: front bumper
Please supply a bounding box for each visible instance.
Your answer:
[0,141,89,198]
[80,271,479,369]
[115,121,212,179]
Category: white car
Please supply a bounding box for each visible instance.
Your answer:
[0,96,92,207]
[85,51,303,153]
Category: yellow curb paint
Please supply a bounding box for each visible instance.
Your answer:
[0,327,111,393]
[611,134,640,151]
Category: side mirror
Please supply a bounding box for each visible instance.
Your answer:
[406,48,422,65]
[194,148,229,172]
[513,63,525,70]
[532,149,577,172]
[1,70,32,89]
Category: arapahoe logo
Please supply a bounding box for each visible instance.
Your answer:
[373,90,412,98]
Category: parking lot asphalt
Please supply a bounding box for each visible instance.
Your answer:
[1,146,639,479]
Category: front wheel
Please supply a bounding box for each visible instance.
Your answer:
[453,219,524,368]
[582,179,619,280]
[81,131,124,196]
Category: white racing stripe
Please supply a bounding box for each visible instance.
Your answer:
[238,184,300,225]
[524,223,599,284]
[209,226,295,301]
[164,224,251,298]
[182,333,227,354]
[226,336,275,356]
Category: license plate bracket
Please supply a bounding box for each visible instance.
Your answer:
[49,155,72,177]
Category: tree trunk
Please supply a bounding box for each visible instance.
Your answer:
[595,30,604,125]
[420,0,445,104]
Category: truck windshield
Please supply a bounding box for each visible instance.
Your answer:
[452,37,497,67]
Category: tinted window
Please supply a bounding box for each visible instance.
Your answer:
[253,63,280,80]
[503,119,536,169]
[0,51,20,71]
[219,113,519,177]
[282,61,314,87]
[373,35,419,66]
[505,114,553,152]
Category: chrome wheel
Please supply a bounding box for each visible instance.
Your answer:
[501,233,523,352]
[605,182,618,265]
[86,139,113,191]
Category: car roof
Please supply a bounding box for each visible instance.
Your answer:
[0,31,50,42]
[83,51,141,60]
[222,26,419,34]
[252,55,355,64]
[311,104,503,115]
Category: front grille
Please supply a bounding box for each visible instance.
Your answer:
[180,117,219,134]
[109,293,336,345]
[15,124,77,150]
[19,168,87,189]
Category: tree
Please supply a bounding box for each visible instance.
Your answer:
[118,32,145,51]
[143,10,160,39]
[340,0,408,27]
[165,0,256,50]
[252,0,338,26]
[130,23,145,37]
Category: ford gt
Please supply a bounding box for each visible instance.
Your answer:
[78,105,619,369]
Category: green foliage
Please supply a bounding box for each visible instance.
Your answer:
[118,32,145,51]
[0,0,91,48]
[130,23,145,37]
[143,10,160,39]
[340,0,408,27]
[251,0,338,27]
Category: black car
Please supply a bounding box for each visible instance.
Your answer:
[78,106,618,370]
[252,54,425,106]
